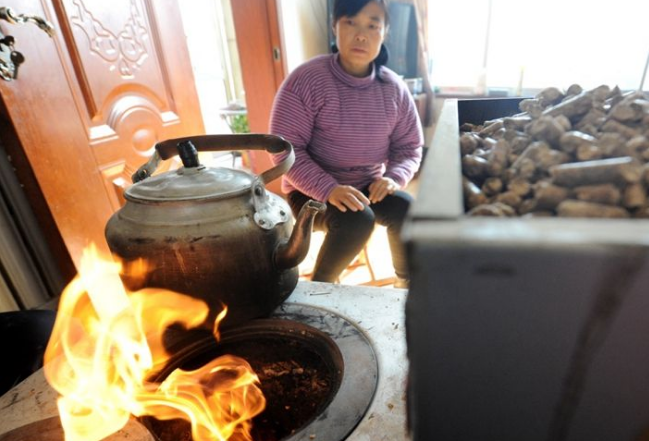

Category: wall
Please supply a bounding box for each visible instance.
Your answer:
[278,0,329,72]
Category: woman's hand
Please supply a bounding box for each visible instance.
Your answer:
[328,185,370,212]
[368,177,399,203]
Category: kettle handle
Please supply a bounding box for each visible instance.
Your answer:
[134,134,295,184]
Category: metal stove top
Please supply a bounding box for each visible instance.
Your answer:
[286,281,410,441]
[0,281,410,441]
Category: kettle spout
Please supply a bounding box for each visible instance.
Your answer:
[274,200,326,270]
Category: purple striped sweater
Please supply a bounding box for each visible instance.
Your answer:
[269,53,423,202]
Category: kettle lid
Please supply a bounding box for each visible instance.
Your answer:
[124,165,254,202]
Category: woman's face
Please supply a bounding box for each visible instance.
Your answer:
[333,1,387,77]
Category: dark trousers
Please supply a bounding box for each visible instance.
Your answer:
[287,188,412,283]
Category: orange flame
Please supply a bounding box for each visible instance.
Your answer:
[43,244,265,441]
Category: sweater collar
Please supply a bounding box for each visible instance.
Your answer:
[330,53,376,88]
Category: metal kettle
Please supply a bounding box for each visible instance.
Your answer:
[105,134,325,328]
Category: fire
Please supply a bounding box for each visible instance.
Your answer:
[43,244,266,441]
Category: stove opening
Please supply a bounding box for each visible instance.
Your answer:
[146,319,344,441]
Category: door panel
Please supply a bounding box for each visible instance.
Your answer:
[64,0,171,115]
[59,0,195,209]
[0,0,204,269]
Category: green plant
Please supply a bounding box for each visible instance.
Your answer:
[230,114,250,134]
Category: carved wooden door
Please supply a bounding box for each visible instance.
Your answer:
[0,0,204,269]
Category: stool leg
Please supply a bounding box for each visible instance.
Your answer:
[362,246,378,282]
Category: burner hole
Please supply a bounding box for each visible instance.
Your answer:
[146,320,344,441]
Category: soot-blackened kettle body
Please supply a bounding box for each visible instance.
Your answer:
[105,134,325,328]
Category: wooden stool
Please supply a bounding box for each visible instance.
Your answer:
[337,245,396,287]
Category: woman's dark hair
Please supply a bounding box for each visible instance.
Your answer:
[331,0,390,75]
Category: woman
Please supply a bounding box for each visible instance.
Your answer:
[270,0,423,287]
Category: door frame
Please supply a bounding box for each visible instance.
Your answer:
[230,0,286,194]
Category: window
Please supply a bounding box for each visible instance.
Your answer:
[429,0,649,95]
